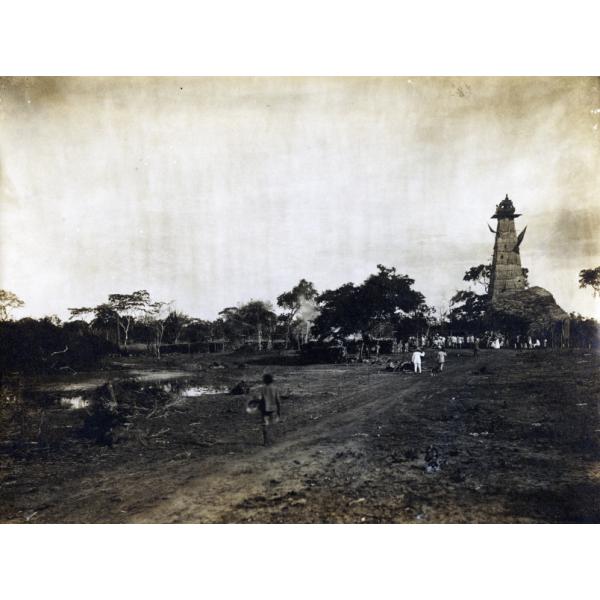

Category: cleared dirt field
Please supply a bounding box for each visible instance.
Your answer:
[1,348,599,523]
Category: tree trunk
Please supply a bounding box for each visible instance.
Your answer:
[119,317,130,348]
[285,320,291,350]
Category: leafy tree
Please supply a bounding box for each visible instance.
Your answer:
[276,279,318,348]
[69,303,119,343]
[63,319,90,337]
[179,319,213,343]
[463,264,492,293]
[207,318,227,341]
[464,262,529,294]
[107,290,151,347]
[68,306,95,319]
[451,262,529,332]
[448,290,488,332]
[312,283,360,340]
[569,312,599,349]
[92,305,121,343]
[163,311,192,344]
[220,300,277,349]
[313,265,426,353]
[141,301,172,359]
[0,290,24,321]
[218,307,248,343]
[579,266,600,296]
[403,305,437,337]
[238,300,277,349]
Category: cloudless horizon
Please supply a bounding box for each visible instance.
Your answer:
[1,77,599,321]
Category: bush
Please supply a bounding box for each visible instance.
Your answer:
[0,318,117,375]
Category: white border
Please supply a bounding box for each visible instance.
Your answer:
[1,1,598,598]
[1,525,598,599]
[1,0,599,75]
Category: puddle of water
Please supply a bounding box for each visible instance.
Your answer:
[180,386,228,397]
[36,378,111,393]
[130,370,190,382]
[60,396,90,410]
[31,369,197,394]
[288,369,349,375]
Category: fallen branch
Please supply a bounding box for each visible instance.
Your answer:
[50,346,69,356]
[149,427,170,438]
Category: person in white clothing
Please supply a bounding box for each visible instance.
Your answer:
[411,349,425,373]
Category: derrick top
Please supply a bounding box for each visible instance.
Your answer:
[492,194,521,219]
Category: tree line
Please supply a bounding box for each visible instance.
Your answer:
[1,263,599,374]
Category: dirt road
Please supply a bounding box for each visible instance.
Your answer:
[1,349,599,523]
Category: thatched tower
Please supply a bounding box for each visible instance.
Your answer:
[487,194,570,341]
[488,194,527,301]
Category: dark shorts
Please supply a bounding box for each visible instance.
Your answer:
[262,410,276,424]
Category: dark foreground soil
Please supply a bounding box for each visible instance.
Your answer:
[1,348,599,523]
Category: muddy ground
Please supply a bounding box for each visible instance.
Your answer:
[1,348,599,523]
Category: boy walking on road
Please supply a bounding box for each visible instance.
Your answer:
[259,373,281,446]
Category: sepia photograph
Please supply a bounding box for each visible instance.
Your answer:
[1,75,598,525]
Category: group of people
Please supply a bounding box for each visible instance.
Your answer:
[392,333,550,352]
[251,329,552,446]
[385,348,448,374]
[393,335,479,352]
[514,335,547,349]
[482,332,548,350]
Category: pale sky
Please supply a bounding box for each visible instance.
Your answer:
[1,77,599,321]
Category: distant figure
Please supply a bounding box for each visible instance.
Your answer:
[493,338,501,350]
[411,349,425,373]
[259,373,281,446]
[473,337,480,359]
[543,338,548,348]
[436,349,447,372]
